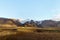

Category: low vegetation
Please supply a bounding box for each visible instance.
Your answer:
[1,31,60,40]
[0,27,60,40]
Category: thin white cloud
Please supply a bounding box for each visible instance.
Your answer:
[52,14,60,21]
[18,18,25,21]
[51,9,60,21]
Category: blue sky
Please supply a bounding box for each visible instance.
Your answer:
[0,0,60,21]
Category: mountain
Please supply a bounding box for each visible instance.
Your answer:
[20,20,60,28]
[0,17,60,28]
[41,20,57,27]
[0,17,21,28]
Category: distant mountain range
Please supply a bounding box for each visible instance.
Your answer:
[20,19,60,28]
[0,17,60,28]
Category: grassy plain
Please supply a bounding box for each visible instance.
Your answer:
[0,27,60,40]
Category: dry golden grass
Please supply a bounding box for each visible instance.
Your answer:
[1,31,60,40]
[17,27,36,32]
[0,31,16,36]
[0,27,60,40]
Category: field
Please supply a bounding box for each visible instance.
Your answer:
[0,27,60,40]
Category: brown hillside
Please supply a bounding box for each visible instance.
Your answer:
[0,18,20,28]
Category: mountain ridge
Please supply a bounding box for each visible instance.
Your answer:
[0,17,60,28]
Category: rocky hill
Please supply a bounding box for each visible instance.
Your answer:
[0,18,21,28]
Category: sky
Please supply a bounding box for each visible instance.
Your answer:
[0,0,60,21]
